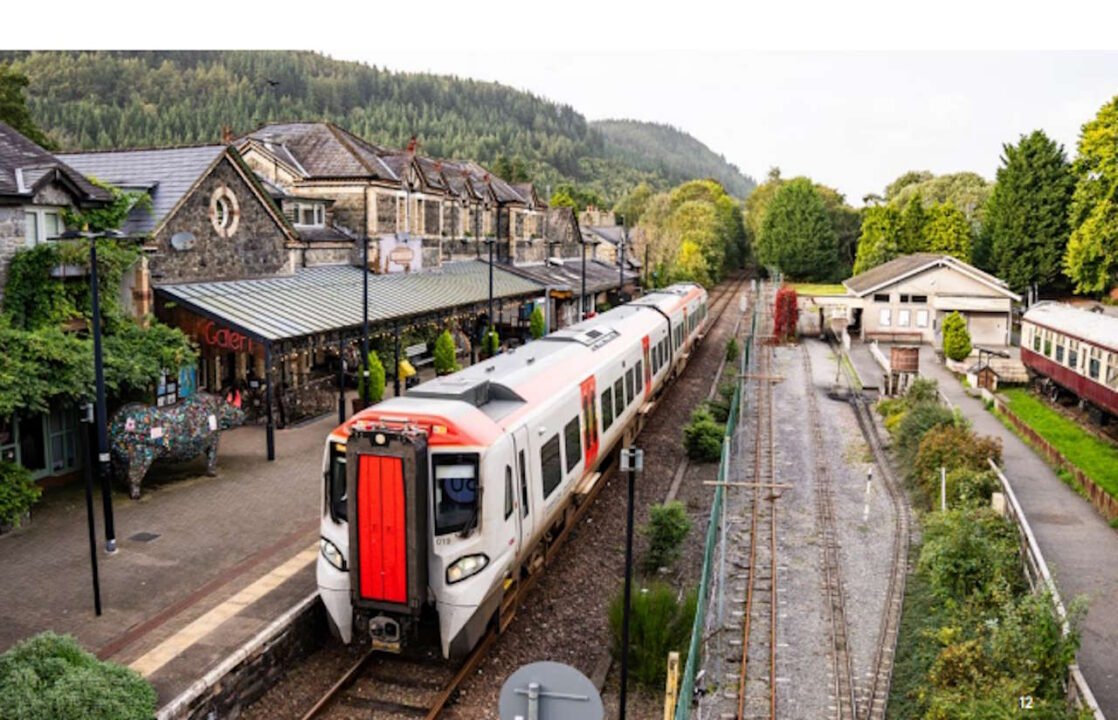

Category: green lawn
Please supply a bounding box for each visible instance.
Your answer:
[1001,387,1118,500]
[788,282,846,296]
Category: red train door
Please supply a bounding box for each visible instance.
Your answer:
[356,454,408,604]
[580,376,599,468]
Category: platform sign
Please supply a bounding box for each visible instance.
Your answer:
[499,662,603,720]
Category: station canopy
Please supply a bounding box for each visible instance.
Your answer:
[156,260,544,344]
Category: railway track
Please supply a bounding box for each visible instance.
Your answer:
[731,287,779,720]
[801,346,857,720]
[831,341,912,720]
[297,276,749,720]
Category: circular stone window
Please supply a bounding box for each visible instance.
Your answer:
[209,186,240,238]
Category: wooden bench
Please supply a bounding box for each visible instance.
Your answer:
[405,342,433,368]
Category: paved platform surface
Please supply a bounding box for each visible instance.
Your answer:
[916,345,1118,716]
[0,378,409,705]
[846,337,886,392]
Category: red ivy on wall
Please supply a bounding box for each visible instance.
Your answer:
[773,286,799,342]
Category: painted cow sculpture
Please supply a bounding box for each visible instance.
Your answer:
[109,393,246,499]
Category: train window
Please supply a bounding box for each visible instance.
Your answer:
[1044,335,1052,357]
[1033,332,1041,352]
[1108,359,1118,388]
[614,378,625,417]
[602,387,614,430]
[505,466,514,520]
[1089,355,1100,380]
[518,450,529,518]
[635,360,643,395]
[1056,344,1065,363]
[564,418,581,473]
[327,442,347,522]
[541,435,562,498]
[1069,345,1079,369]
[625,368,635,406]
[432,453,480,535]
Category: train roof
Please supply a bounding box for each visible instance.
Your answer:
[332,284,707,446]
[1023,302,1118,353]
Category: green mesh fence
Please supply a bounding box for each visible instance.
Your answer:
[674,304,756,720]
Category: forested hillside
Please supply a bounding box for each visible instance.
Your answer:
[593,119,754,198]
[2,51,754,203]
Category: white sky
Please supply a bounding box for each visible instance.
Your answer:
[14,0,1118,205]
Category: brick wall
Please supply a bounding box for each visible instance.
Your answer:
[152,157,290,283]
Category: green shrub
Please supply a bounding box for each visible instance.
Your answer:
[642,501,692,572]
[529,306,545,339]
[917,508,1025,610]
[608,583,697,689]
[597,301,612,313]
[683,407,724,462]
[433,330,460,375]
[946,469,1001,508]
[482,327,500,357]
[725,337,739,363]
[905,377,940,405]
[357,350,386,404]
[912,425,1002,501]
[942,311,972,361]
[0,461,40,529]
[704,382,736,424]
[0,632,156,720]
[896,402,956,466]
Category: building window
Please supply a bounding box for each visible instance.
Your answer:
[899,294,911,303]
[873,293,890,303]
[912,295,928,303]
[916,309,929,328]
[24,207,63,245]
[898,309,911,327]
[879,308,892,327]
[209,186,240,238]
[292,202,324,226]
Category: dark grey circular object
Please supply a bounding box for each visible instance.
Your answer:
[170,231,197,251]
[498,661,603,720]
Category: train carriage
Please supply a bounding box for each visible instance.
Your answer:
[317,284,710,658]
[1020,302,1118,421]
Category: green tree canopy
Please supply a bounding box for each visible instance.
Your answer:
[0,62,54,149]
[984,130,1075,293]
[815,184,861,274]
[756,177,840,281]
[1064,95,1118,294]
[922,202,972,262]
[853,205,902,275]
[891,172,992,225]
[898,195,928,255]
[613,181,654,226]
[884,170,933,202]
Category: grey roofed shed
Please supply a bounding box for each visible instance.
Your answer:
[156,259,545,344]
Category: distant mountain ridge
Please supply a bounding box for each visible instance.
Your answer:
[592,119,755,198]
[2,50,754,203]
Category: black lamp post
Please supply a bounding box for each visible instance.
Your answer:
[580,234,587,320]
[361,236,370,406]
[619,226,627,303]
[90,229,120,554]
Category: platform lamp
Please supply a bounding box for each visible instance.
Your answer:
[361,235,370,407]
[580,232,587,320]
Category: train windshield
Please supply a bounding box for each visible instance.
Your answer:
[432,453,480,535]
[328,442,347,521]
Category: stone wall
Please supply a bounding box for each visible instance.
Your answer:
[152,157,290,283]
[0,205,27,303]
[421,238,441,268]
[300,246,353,267]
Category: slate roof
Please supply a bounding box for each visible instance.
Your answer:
[57,145,226,235]
[0,121,110,203]
[584,225,624,246]
[1023,302,1118,353]
[240,123,397,181]
[506,259,638,295]
[843,253,1019,300]
[155,260,544,343]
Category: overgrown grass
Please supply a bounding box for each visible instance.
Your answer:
[789,282,846,296]
[1001,388,1118,501]
[886,568,940,720]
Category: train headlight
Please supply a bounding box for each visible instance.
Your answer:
[320,538,347,571]
[446,553,489,584]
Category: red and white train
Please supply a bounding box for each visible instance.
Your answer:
[317,284,711,657]
[1021,301,1118,421]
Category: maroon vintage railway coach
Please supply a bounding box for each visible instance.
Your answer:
[1020,302,1118,420]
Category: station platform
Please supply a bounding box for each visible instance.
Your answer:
[844,338,887,392]
[0,373,453,714]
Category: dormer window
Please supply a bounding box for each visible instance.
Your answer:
[292,202,325,227]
